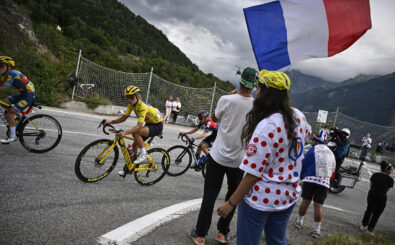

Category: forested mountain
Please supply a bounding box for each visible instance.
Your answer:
[0,0,234,105]
[292,72,395,126]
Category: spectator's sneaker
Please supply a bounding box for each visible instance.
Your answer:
[0,137,18,144]
[294,221,302,229]
[215,232,230,244]
[366,230,374,235]
[359,225,368,231]
[311,231,322,239]
[189,228,205,245]
[134,153,148,164]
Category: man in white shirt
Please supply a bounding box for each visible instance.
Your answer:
[189,67,256,245]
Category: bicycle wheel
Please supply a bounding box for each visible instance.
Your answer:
[166,145,192,176]
[75,139,119,182]
[134,147,170,186]
[18,114,62,153]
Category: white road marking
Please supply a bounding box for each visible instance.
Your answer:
[97,198,202,245]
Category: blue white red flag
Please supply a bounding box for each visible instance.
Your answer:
[243,0,372,71]
[301,144,336,178]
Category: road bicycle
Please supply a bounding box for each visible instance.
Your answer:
[166,133,209,177]
[59,74,96,97]
[0,100,63,153]
[74,121,170,186]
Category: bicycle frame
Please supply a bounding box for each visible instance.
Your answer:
[96,127,157,173]
[0,100,39,133]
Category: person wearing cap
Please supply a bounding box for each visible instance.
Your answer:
[0,56,36,144]
[360,133,372,160]
[294,131,336,239]
[217,69,311,245]
[189,67,255,245]
[360,161,393,234]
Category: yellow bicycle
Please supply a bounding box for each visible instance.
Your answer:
[74,121,170,186]
[0,100,62,153]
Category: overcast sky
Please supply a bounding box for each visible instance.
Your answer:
[119,0,395,83]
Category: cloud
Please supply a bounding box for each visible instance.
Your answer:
[119,0,395,83]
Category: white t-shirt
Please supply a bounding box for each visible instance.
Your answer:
[210,94,254,167]
[240,108,311,212]
[172,101,181,112]
[165,100,173,108]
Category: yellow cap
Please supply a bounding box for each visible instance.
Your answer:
[257,70,291,91]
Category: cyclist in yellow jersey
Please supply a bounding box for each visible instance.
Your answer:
[103,85,163,177]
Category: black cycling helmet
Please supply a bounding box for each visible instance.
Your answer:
[197,110,208,120]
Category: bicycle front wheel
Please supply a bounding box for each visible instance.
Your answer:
[166,145,192,176]
[75,139,119,182]
[18,114,62,153]
[134,147,170,186]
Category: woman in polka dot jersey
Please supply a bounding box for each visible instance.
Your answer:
[217,69,311,245]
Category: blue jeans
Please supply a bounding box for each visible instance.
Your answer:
[237,199,295,245]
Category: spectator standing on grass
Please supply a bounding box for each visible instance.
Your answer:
[164,95,173,123]
[217,69,311,245]
[360,161,393,234]
[172,97,181,124]
[189,67,256,245]
[360,133,372,160]
[294,132,336,239]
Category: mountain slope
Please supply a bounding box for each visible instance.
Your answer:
[292,72,395,126]
[285,69,336,94]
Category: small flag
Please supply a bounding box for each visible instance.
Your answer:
[244,0,372,71]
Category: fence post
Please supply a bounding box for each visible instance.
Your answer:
[209,82,216,116]
[72,49,82,100]
[333,107,339,127]
[146,67,153,103]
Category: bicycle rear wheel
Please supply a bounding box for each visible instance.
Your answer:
[75,139,119,182]
[166,145,192,176]
[18,114,62,153]
[134,147,170,186]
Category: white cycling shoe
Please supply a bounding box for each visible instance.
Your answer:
[134,153,148,164]
[0,137,18,144]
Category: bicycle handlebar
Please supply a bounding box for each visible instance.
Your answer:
[178,133,196,146]
[98,120,122,135]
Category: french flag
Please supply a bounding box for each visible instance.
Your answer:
[244,0,372,71]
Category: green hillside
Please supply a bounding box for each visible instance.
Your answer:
[0,0,234,106]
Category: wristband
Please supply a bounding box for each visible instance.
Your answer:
[228,200,236,208]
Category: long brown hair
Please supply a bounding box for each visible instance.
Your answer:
[241,83,297,152]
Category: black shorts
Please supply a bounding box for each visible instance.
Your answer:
[301,181,328,204]
[202,130,217,147]
[143,122,163,141]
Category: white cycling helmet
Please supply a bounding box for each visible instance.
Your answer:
[342,128,351,138]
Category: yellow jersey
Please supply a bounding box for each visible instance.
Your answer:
[125,100,163,124]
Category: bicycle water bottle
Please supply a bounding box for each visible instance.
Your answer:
[127,144,134,157]
[198,155,206,165]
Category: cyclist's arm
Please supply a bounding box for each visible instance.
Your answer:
[183,127,199,135]
[106,115,128,125]
[194,131,208,140]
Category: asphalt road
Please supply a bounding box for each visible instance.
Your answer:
[0,106,394,245]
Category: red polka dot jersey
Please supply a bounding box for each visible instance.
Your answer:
[240,108,311,212]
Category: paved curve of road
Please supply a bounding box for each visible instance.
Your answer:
[0,106,394,245]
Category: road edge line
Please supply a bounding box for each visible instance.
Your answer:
[97,198,202,245]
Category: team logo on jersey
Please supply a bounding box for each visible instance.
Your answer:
[288,136,304,161]
[17,100,28,108]
[246,144,257,157]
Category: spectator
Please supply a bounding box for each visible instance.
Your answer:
[172,97,181,124]
[294,132,336,239]
[360,161,393,234]
[376,142,384,155]
[360,133,372,160]
[164,95,173,123]
[217,69,311,245]
[189,67,256,245]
